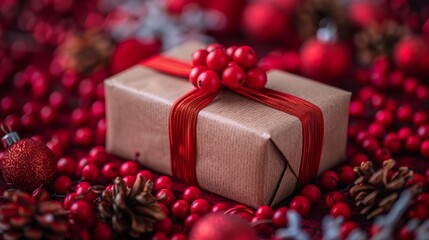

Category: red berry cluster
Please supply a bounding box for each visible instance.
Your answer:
[189,43,267,93]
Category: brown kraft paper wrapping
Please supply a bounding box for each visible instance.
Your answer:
[105,42,351,208]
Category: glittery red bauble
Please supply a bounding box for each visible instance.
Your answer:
[347,1,388,28]
[189,214,257,240]
[1,139,56,192]
[300,38,350,84]
[241,2,290,42]
[111,39,161,74]
[394,36,429,77]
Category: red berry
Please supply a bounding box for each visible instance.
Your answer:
[290,196,311,216]
[340,221,358,239]
[40,106,57,124]
[49,91,65,109]
[190,199,211,215]
[416,193,429,207]
[119,161,139,177]
[74,127,93,146]
[123,175,137,187]
[233,46,257,69]
[92,223,113,240]
[57,157,77,177]
[320,170,339,190]
[69,200,95,225]
[81,164,100,183]
[226,46,238,56]
[245,67,267,90]
[155,218,173,235]
[255,205,273,219]
[351,153,369,167]
[349,100,365,117]
[155,176,175,191]
[272,207,289,227]
[206,43,224,52]
[300,184,321,205]
[192,49,209,66]
[87,146,107,166]
[374,148,392,165]
[414,111,429,125]
[185,214,201,229]
[63,192,77,210]
[211,203,228,213]
[206,49,229,71]
[102,163,119,180]
[338,165,357,184]
[408,203,428,220]
[152,232,168,240]
[222,65,246,88]
[183,186,202,203]
[421,140,429,158]
[189,66,207,87]
[197,70,221,93]
[156,189,176,207]
[171,200,190,219]
[325,191,345,208]
[71,108,89,126]
[170,233,187,240]
[53,175,72,194]
[396,105,413,122]
[330,202,351,220]
[398,227,415,240]
[362,138,380,154]
[383,132,402,153]
[158,203,169,216]
[137,170,156,182]
[76,157,88,177]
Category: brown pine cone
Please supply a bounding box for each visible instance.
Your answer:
[354,20,410,66]
[58,30,113,74]
[98,176,166,238]
[0,188,68,240]
[350,159,421,219]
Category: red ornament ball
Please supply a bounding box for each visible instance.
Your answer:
[189,214,257,240]
[1,137,56,192]
[300,39,350,84]
[394,36,429,77]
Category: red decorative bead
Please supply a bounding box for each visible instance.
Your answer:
[183,186,202,203]
[69,200,95,225]
[185,214,201,230]
[192,49,209,66]
[87,146,107,166]
[156,189,176,207]
[56,157,76,177]
[123,175,137,187]
[155,176,175,191]
[197,70,221,93]
[300,184,321,205]
[137,170,156,182]
[325,191,345,208]
[349,100,365,118]
[189,66,208,87]
[245,67,267,90]
[405,135,421,152]
[340,221,359,239]
[222,65,246,88]
[155,218,173,235]
[255,205,273,219]
[53,175,72,194]
[351,153,369,167]
[290,196,310,216]
[320,170,339,190]
[330,202,351,220]
[338,166,357,185]
[172,200,190,219]
[211,203,228,213]
[233,46,257,69]
[119,161,139,177]
[374,148,392,165]
[206,43,224,52]
[206,49,229,71]
[81,164,100,183]
[191,199,211,215]
[396,105,413,122]
[420,140,429,158]
[272,207,289,227]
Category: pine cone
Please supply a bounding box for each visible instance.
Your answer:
[354,20,410,66]
[295,0,350,40]
[350,159,421,219]
[0,188,68,240]
[98,176,166,238]
[58,30,113,74]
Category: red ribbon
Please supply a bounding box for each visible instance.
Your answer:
[141,55,324,188]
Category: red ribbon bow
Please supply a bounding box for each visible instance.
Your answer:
[141,53,324,188]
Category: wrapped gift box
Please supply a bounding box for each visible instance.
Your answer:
[105,42,351,208]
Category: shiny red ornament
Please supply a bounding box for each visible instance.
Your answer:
[189,214,257,240]
[300,38,350,84]
[0,125,56,192]
[394,36,429,77]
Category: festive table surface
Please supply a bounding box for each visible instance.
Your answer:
[1,0,429,239]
